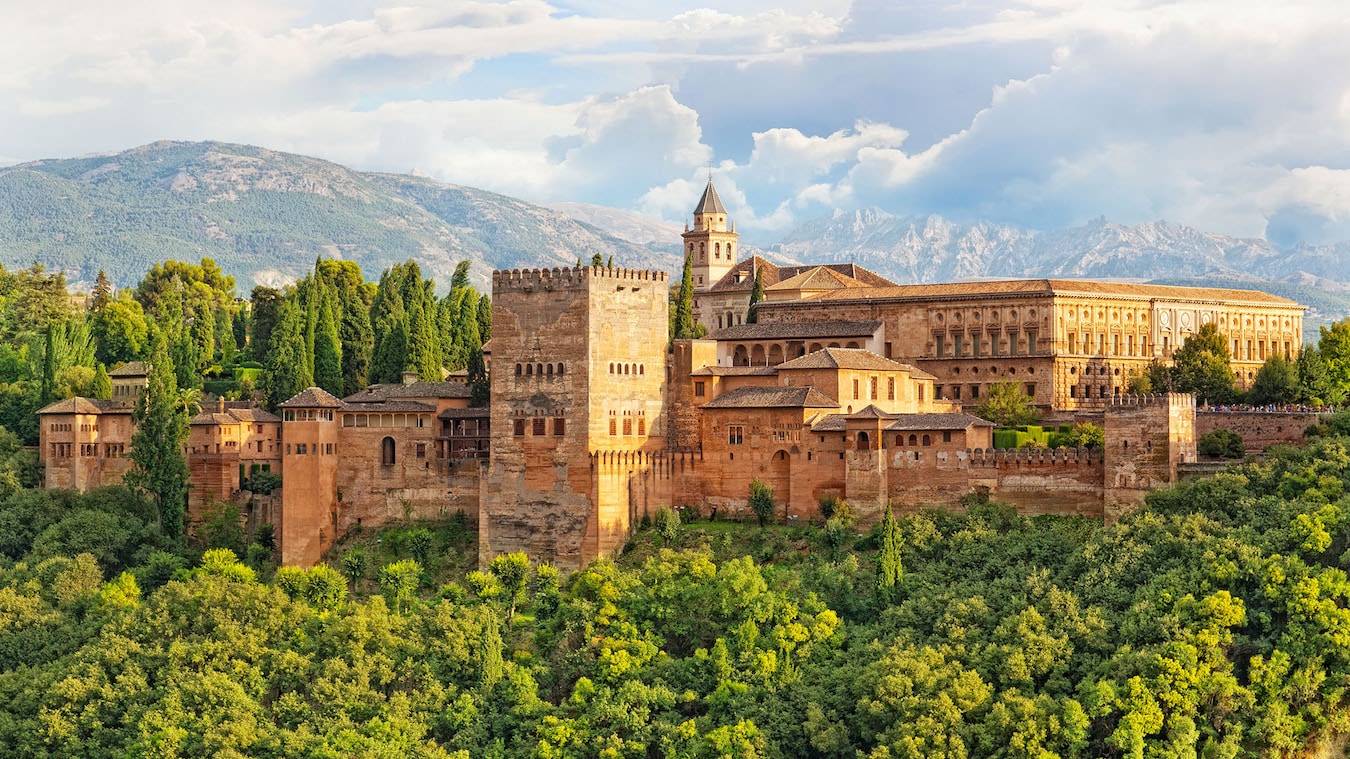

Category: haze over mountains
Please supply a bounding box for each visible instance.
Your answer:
[2,140,1349,332]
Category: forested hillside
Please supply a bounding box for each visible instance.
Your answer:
[6,434,1350,756]
[0,141,672,289]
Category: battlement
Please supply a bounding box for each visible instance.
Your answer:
[493,266,669,292]
[1104,392,1195,410]
[966,446,1103,467]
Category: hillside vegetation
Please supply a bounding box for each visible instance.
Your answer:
[7,432,1350,756]
[0,141,673,289]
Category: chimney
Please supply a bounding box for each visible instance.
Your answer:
[217,397,225,413]
[402,370,419,385]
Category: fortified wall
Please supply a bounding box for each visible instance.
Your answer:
[1195,410,1325,453]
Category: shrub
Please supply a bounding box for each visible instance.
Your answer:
[653,506,681,544]
[1198,429,1245,459]
[749,479,776,527]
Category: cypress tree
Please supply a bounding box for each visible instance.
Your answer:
[875,506,903,607]
[313,294,344,396]
[90,363,112,400]
[746,266,765,324]
[264,299,312,408]
[458,290,482,357]
[439,294,464,372]
[91,270,113,312]
[674,253,695,340]
[406,290,439,380]
[467,346,489,408]
[40,326,57,404]
[476,294,492,344]
[249,286,282,362]
[591,253,604,267]
[339,293,373,396]
[128,326,190,541]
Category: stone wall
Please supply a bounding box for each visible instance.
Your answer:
[1196,410,1322,453]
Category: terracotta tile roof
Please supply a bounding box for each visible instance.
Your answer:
[708,257,896,294]
[277,387,344,409]
[812,411,994,432]
[343,381,472,403]
[885,413,996,430]
[776,348,907,372]
[226,407,281,423]
[767,267,870,292]
[693,179,728,215]
[37,397,122,415]
[690,366,780,377]
[701,385,840,409]
[707,320,882,341]
[108,361,149,377]
[190,412,240,426]
[772,278,1301,307]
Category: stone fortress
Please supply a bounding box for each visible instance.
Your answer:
[39,180,1308,570]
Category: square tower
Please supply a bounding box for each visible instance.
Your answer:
[481,265,669,570]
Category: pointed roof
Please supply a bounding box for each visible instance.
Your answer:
[108,361,149,377]
[776,348,908,372]
[708,256,896,294]
[694,179,727,215]
[277,386,344,409]
[701,385,838,409]
[37,397,121,415]
[768,266,870,293]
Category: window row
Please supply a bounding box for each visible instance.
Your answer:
[934,332,1040,357]
[283,409,334,422]
[48,423,73,432]
[608,362,645,376]
[936,383,1036,401]
[515,362,565,377]
[341,413,429,428]
[48,442,126,458]
[514,417,566,437]
[287,442,336,455]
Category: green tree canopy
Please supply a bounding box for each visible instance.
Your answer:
[974,379,1041,427]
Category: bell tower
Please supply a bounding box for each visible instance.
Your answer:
[682,178,739,292]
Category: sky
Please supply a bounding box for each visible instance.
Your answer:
[2,0,1349,246]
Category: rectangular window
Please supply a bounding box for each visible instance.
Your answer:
[935,334,946,357]
[609,418,617,436]
[514,419,526,437]
[622,418,632,436]
[533,418,546,436]
[919,384,925,401]
[943,431,952,443]
[885,342,893,358]
[1025,383,1036,398]
[1069,333,1077,353]
[935,385,943,399]
[1112,334,1119,356]
[728,425,744,445]
[970,385,980,400]
[887,378,895,401]
[952,386,961,400]
[1070,385,1077,398]
[415,443,425,459]
[1126,335,1134,356]
[554,417,565,436]
[694,381,706,398]
[327,443,334,455]
[870,377,878,400]
[853,378,860,400]
[296,443,307,454]
[637,418,646,436]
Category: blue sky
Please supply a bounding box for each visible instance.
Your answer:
[2,0,1348,245]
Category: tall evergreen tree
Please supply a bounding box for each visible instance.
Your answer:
[406,288,439,380]
[263,299,312,409]
[673,253,695,340]
[91,270,113,313]
[313,294,343,396]
[476,294,492,344]
[746,266,765,324]
[127,326,189,541]
[90,363,112,400]
[467,346,489,408]
[875,505,903,607]
[249,286,283,362]
[40,326,56,404]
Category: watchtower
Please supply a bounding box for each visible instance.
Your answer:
[481,265,669,569]
[277,387,342,566]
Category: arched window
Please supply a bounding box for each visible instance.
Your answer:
[715,242,721,259]
[536,363,543,375]
[546,364,553,376]
[515,363,522,375]
[557,363,564,376]
[526,364,533,376]
[895,435,903,446]
[921,434,931,446]
[909,434,918,446]
[857,431,870,450]
[639,365,645,375]
[609,363,614,373]
[381,436,396,466]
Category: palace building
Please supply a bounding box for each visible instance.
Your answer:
[36,180,1308,570]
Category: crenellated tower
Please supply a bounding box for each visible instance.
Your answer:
[481,266,670,570]
[682,178,739,291]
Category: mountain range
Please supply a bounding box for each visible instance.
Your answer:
[2,140,1349,336]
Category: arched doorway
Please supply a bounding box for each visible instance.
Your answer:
[733,345,749,366]
[857,431,871,451]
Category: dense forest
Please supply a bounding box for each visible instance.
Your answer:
[6,430,1350,756]
[10,257,1350,756]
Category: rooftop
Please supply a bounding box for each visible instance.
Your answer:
[108,361,149,377]
[708,256,896,294]
[37,397,123,415]
[776,347,915,372]
[811,411,995,432]
[772,278,1302,307]
[277,387,345,409]
[701,385,839,409]
[691,366,780,377]
[693,178,727,216]
[343,381,472,403]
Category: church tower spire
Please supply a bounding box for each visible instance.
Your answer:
[682,177,739,294]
